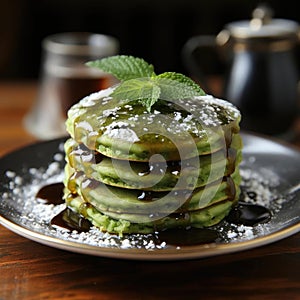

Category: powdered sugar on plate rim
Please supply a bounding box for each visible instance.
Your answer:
[0,134,299,256]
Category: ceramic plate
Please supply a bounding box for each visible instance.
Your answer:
[0,133,299,260]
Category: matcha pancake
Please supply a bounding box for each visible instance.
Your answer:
[66,90,241,161]
[66,194,238,234]
[64,169,241,233]
[65,193,237,234]
[65,136,242,191]
[63,55,243,235]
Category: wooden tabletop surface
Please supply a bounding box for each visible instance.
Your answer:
[0,81,299,300]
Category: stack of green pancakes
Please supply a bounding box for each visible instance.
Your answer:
[64,88,242,234]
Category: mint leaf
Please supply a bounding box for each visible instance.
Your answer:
[142,84,161,112]
[155,72,205,100]
[86,55,155,81]
[111,78,160,111]
[86,56,206,112]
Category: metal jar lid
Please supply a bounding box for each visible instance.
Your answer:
[43,32,119,57]
[226,5,299,40]
[216,5,299,51]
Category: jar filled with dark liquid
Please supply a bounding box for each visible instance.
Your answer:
[25,32,119,139]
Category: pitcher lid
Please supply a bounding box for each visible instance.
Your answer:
[226,5,299,39]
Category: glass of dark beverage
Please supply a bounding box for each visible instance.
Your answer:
[25,32,119,139]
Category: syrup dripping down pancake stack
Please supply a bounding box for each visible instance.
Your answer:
[63,55,243,234]
[63,93,242,234]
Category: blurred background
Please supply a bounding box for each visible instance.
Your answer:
[1,0,300,79]
[0,0,300,148]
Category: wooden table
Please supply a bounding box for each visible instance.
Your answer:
[0,81,299,300]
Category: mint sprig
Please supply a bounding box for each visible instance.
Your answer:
[87,55,205,111]
[155,72,205,100]
[86,55,155,81]
[111,78,161,108]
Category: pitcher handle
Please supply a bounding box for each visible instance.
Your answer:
[182,34,227,94]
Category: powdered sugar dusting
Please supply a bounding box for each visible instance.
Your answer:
[218,163,290,242]
[1,146,298,250]
[67,92,241,144]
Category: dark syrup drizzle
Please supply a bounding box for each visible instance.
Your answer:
[226,201,271,226]
[36,182,65,205]
[51,208,91,232]
[35,182,91,232]
[36,180,272,246]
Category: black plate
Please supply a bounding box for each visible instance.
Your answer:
[0,133,299,260]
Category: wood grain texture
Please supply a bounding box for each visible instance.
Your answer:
[0,82,299,300]
[0,225,299,300]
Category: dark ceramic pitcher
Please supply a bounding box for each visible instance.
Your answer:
[183,6,300,136]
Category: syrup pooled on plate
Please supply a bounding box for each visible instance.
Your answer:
[36,182,91,233]
[51,208,92,232]
[36,182,64,205]
[226,201,271,226]
[35,182,272,246]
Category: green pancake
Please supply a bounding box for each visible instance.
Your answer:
[64,169,240,234]
[66,194,237,234]
[64,136,242,191]
[66,89,241,162]
[64,166,240,227]
[63,79,242,235]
